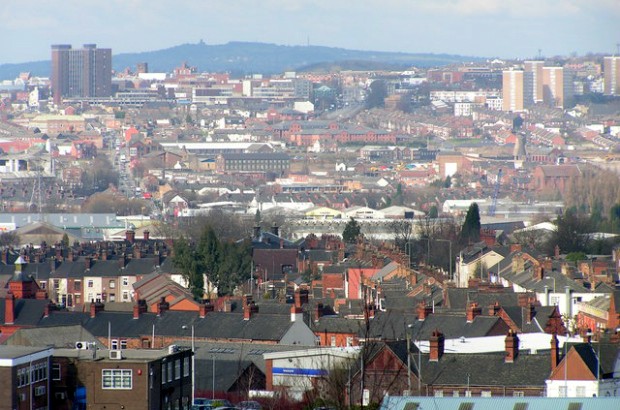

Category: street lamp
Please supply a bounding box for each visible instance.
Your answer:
[182,325,195,404]
[545,276,556,294]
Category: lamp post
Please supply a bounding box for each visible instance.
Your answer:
[406,325,412,394]
[212,353,216,400]
[435,239,452,282]
[545,276,556,294]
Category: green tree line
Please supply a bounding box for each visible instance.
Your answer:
[172,225,252,299]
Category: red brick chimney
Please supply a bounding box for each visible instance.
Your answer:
[489,301,501,316]
[417,301,432,321]
[126,229,135,244]
[199,301,214,318]
[505,330,519,363]
[4,292,15,324]
[550,333,559,371]
[44,302,54,318]
[466,302,482,323]
[243,301,258,320]
[314,303,324,322]
[526,303,536,324]
[35,289,48,300]
[429,329,445,362]
[510,243,522,253]
[143,230,150,241]
[157,297,169,316]
[133,299,147,319]
[90,299,104,318]
[291,305,303,322]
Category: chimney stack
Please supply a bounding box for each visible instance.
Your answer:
[550,333,559,371]
[90,299,104,318]
[429,329,445,362]
[157,297,169,316]
[133,299,147,319]
[199,301,214,318]
[143,230,150,241]
[489,301,501,316]
[126,229,135,244]
[271,224,279,237]
[526,302,536,323]
[505,330,519,363]
[243,301,258,321]
[291,305,303,322]
[417,301,433,321]
[466,302,482,323]
[133,245,141,259]
[314,303,324,322]
[4,292,15,324]
[85,256,92,270]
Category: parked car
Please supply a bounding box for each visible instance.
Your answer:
[237,401,262,410]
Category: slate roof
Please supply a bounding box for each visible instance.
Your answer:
[367,310,507,341]
[444,288,533,311]
[421,351,552,387]
[0,298,50,326]
[3,324,105,349]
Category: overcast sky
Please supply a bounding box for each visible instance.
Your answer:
[1,0,618,64]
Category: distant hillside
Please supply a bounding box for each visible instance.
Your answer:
[0,41,484,80]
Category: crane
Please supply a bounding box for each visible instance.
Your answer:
[488,168,502,216]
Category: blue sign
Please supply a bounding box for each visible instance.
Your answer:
[272,367,327,377]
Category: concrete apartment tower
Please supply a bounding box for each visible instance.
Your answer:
[51,44,112,105]
[604,56,620,96]
[502,70,524,112]
[524,60,544,105]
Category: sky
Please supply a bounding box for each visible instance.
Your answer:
[0,0,618,64]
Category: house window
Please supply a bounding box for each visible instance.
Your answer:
[122,291,129,301]
[464,390,472,397]
[330,336,336,347]
[87,280,93,288]
[74,281,81,291]
[109,280,116,289]
[513,391,524,397]
[576,386,586,397]
[109,293,116,302]
[346,337,353,347]
[559,386,567,397]
[52,363,61,381]
[102,369,132,389]
[53,280,60,290]
[183,357,190,377]
[175,359,181,380]
[40,281,47,289]
[434,390,444,397]
[111,340,118,350]
[453,391,460,397]
[162,364,167,384]
[120,340,127,350]
[168,362,173,382]
[481,391,492,397]
[123,277,129,286]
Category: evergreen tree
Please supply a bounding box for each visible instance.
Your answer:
[342,217,362,243]
[460,203,481,244]
[366,80,387,109]
[172,237,203,300]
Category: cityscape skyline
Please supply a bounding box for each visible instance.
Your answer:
[1,0,619,65]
